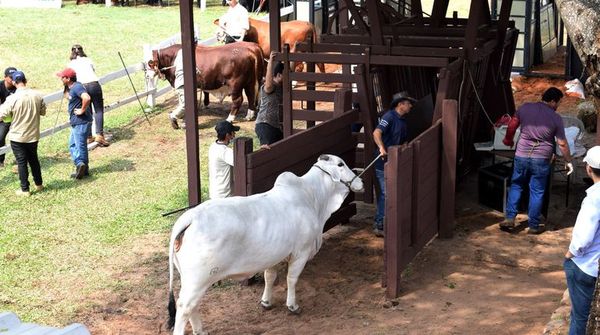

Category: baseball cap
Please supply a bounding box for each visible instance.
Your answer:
[390,91,417,109]
[583,146,600,169]
[4,67,17,78]
[56,68,77,79]
[11,70,26,83]
[215,120,240,135]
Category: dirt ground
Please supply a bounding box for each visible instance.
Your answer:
[78,57,597,334]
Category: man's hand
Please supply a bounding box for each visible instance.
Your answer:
[74,108,84,116]
[566,162,574,176]
[502,137,514,148]
[378,147,387,158]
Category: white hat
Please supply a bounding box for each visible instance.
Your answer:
[583,146,600,169]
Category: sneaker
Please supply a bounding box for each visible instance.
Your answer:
[373,228,385,237]
[168,114,180,130]
[95,134,110,147]
[87,136,95,144]
[74,163,87,179]
[35,184,44,192]
[527,226,546,235]
[499,218,516,229]
[15,189,31,197]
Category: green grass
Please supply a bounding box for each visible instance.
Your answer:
[0,1,262,326]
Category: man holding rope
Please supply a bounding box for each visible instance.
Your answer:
[217,0,249,44]
[372,91,415,237]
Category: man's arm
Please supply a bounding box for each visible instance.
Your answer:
[80,92,91,114]
[373,128,386,157]
[264,51,276,94]
[502,116,520,147]
[568,197,600,258]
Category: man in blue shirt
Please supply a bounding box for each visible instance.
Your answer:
[57,68,92,179]
[564,145,600,335]
[372,91,416,237]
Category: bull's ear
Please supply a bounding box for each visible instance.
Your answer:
[319,154,329,161]
[147,60,155,67]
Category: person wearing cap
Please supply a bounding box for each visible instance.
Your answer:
[68,44,110,147]
[0,71,46,196]
[564,146,600,335]
[167,48,186,130]
[217,0,249,44]
[57,67,93,179]
[0,67,18,168]
[208,120,240,199]
[501,87,573,234]
[372,91,416,237]
[255,51,284,149]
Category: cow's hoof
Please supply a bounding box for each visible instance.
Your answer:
[226,114,236,123]
[287,305,301,315]
[245,110,255,121]
[260,300,274,310]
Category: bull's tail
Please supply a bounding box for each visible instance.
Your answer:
[166,213,193,330]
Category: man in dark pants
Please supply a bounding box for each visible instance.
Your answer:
[564,146,600,335]
[255,51,283,149]
[372,91,416,237]
[0,71,46,196]
[0,67,17,168]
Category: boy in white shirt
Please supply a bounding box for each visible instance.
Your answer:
[218,0,249,43]
[208,120,239,199]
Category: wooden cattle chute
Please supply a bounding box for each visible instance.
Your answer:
[232,89,360,231]
[261,0,519,297]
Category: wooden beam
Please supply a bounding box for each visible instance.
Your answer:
[439,100,457,238]
[430,0,450,28]
[269,0,281,53]
[179,0,200,206]
[366,0,384,45]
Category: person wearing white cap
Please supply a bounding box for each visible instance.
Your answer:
[564,145,600,335]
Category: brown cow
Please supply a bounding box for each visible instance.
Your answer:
[215,18,325,73]
[148,42,264,122]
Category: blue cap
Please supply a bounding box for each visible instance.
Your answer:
[4,67,16,78]
[11,70,26,83]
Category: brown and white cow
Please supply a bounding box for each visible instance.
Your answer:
[148,42,264,121]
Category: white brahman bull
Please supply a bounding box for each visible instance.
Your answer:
[167,154,364,335]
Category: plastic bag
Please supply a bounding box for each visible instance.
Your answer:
[565,79,586,99]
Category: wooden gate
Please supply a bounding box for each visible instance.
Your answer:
[384,99,458,298]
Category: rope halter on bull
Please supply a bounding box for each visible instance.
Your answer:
[312,153,382,190]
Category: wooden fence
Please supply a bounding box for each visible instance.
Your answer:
[384,99,458,298]
[233,89,360,231]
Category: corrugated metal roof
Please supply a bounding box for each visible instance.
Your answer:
[0,312,90,335]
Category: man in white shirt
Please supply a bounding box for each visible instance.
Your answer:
[218,0,249,44]
[564,145,600,335]
[168,49,185,130]
[208,120,239,199]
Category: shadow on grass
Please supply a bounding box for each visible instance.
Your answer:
[41,158,136,192]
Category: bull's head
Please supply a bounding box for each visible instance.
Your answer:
[146,50,166,81]
[316,154,364,193]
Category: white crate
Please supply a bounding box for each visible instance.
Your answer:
[493,125,521,150]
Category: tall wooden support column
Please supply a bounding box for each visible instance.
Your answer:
[430,0,449,28]
[366,0,383,45]
[179,0,200,206]
[439,99,458,238]
[233,138,253,197]
[269,0,281,53]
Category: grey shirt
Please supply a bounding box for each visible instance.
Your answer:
[256,84,282,129]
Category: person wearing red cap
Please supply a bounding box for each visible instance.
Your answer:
[57,67,93,179]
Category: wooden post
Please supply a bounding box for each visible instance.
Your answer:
[385,145,413,298]
[282,44,293,137]
[439,99,458,238]
[269,0,281,53]
[179,0,201,206]
[333,89,352,117]
[233,138,253,197]
[355,64,376,204]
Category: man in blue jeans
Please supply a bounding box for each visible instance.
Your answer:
[564,146,600,335]
[372,91,415,237]
[57,68,92,179]
[501,87,573,234]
